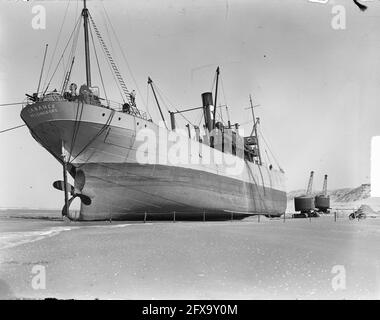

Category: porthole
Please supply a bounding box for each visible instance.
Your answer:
[102,113,105,116]
[118,117,121,120]
[137,122,139,125]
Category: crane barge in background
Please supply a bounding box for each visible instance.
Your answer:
[315,174,330,214]
[293,171,319,218]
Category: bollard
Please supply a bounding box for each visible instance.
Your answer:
[173,211,176,223]
[334,211,337,222]
[144,211,147,223]
[203,210,206,222]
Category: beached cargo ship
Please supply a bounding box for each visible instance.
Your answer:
[20,1,286,220]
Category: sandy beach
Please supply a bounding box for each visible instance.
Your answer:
[0,210,379,300]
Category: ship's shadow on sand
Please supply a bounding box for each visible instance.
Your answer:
[5,211,252,222]
[9,215,64,221]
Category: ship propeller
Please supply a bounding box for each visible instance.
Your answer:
[53,180,92,204]
[53,176,92,217]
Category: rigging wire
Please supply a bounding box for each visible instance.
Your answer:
[65,17,81,71]
[101,2,148,110]
[217,105,224,124]
[89,23,108,103]
[74,0,79,22]
[44,15,83,95]
[220,76,228,107]
[0,102,25,107]
[153,87,170,125]
[153,82,195,126]
[239,119,255,126]
[70,110,115,163]
[0,124,26,134]
[88,12,126,103]
[157,87,192,126]
[258,126,283,171]
[197,111,204,128]
[146,82,152,120]
[264,149,271,165]
[68,100,84,163]
[210,70,217,93]
[59,56,66,92]
[220,76,231,125]
[100,7,117,66]
[42,0,71,91]
[59,20,81,93]
[192,111,202,128]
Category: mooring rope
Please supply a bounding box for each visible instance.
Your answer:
[0,124,26,134]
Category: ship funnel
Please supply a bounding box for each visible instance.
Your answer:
[202,92,213,107]
[201,92,213,131]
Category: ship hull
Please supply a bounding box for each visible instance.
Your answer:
[76,162,286,220]
[20,100,287,221]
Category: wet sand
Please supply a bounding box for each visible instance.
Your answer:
[0,211,379,299]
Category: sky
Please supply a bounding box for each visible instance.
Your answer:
[1,0,380,208]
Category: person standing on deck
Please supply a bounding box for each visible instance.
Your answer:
[130,90,136,105]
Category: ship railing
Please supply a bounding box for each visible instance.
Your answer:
[22,92,148,120]
[101,98,148,120]
[22,91,67,108]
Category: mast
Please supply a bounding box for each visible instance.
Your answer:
[61,57,75,94]
[36,44,48,96]
[82,0,91,87]
[212,66,220,129]
[148,77,167,129]
[249,94,262,165]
